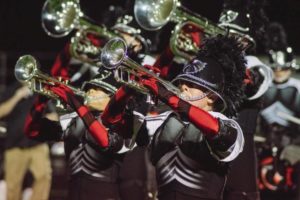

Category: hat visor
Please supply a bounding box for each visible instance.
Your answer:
[81,81,117,95]
[172,74,227,112]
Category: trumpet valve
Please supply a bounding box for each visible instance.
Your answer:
[57,77,69,84]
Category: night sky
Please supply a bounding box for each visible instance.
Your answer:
[0,0,299,52]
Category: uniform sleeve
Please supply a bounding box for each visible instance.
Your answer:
[101,86,136,138]
[206,117,244,162]
[50,43,72,78]
[153,47,175,79]
[245,56,273,100]
[24,95,63,141]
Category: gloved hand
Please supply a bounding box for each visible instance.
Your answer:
[140,76,165,97]
[143,64,161,74]
[48,83,111,148]
[47,83,75,105]
[137,65,169,97]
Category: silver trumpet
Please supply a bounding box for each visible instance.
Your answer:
[15,55,85,110]
[101,38,182,96]
[42,0,119,66]
[41,0,118,38]
[134,0,227,60]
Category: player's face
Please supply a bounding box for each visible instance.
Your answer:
[84,88,110,111]
[273,67,292,83]
[121,33,143,53]
[179,83,215,111]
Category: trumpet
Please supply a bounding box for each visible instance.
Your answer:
[134,0,227,60]
[15,55,85,107]
[41,0,118,38]
[42,0,119,66]
[69,30,104,66]
[101,38,182,96]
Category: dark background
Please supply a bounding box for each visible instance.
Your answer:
[1,0,299,51]
[0,0,299,83]
[0,1,299,199]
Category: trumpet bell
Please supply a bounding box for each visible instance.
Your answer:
[100,38,182,96]
[15,55,37,82]
[101,38,127,70]
[42,0,81,38]
[134,0,177,30]
[15,55,85,113]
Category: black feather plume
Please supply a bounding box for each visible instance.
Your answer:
[197,35,247,117]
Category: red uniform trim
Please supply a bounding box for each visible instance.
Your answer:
[77,106,89,117]
[89,121,109,147]
[188,106,219,137]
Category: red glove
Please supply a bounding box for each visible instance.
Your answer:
[47,83,75,105]
[140,77,160,97]
[143,64,161,74]
[139,73,169,98]
[49,83,110,148]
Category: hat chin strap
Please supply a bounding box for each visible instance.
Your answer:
[180,92,209,102]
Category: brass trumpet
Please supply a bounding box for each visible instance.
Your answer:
[15,55,85,101]
[101,38,182,96]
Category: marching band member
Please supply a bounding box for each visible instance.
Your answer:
[144,35,245,200]
[25,2,155,199]
[260,22,300,154]
[258,22,300,199]
[102,35,246,200]
[218,1,272,199]
[24,71,130,200]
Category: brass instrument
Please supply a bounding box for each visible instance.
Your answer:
[69,30,104,66]
[134,0,227,60]
[101,38,182,96]
[41,0,118,38]
[42,0,119,66]
[15,55,85,110]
